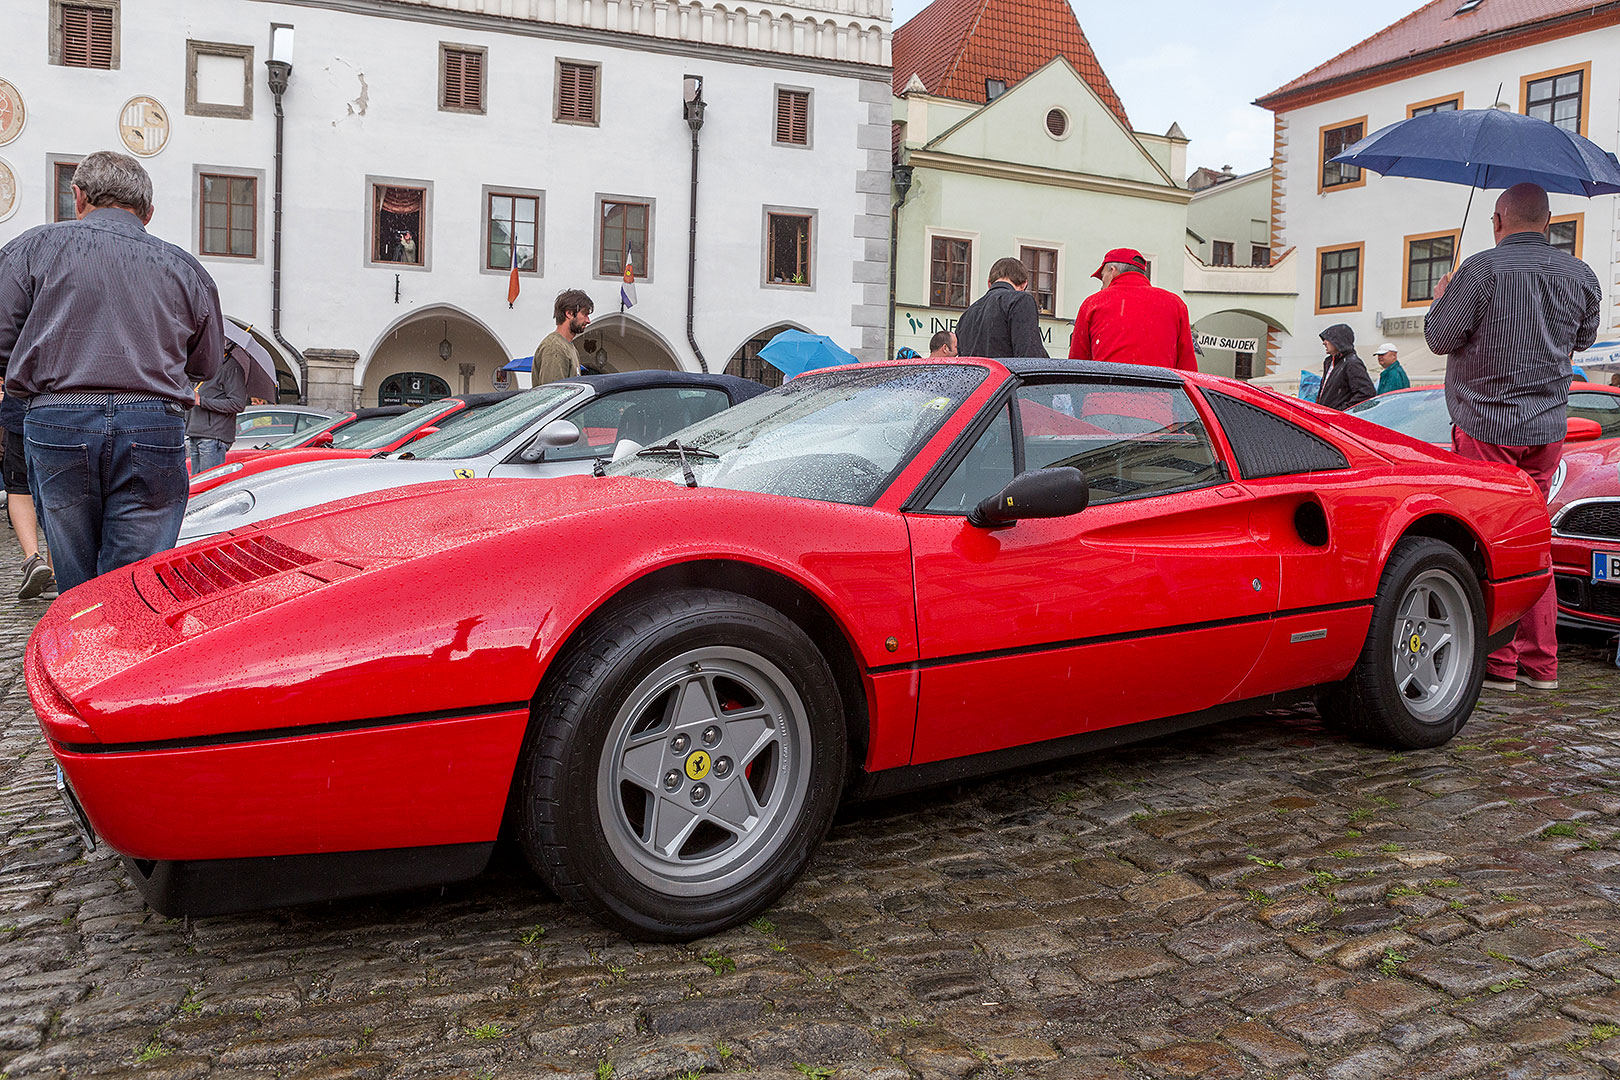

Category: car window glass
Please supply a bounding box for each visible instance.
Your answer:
[924,405,1015,513]
[332,401,457,448]
[1017,382,1221,504]
[237,411,309,441]
[1346,388,1450,444]
[1568,392,1620,437]
[405,385,581,459]
[547,387,731,461]
[293,413,327,432]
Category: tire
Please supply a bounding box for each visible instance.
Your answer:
[516,588,847,940]
[1318,537,1485,749]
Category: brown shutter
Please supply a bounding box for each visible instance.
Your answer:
[442,49,482,110]
[558,63,597,123]
[776,90,808,144]
[443,49,463,108]
[62,5,116,68]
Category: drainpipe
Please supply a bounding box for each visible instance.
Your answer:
[888,164,914,359]
[266,42,308,403]
[682,75,709,372]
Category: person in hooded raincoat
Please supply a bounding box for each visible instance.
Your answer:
[1315,323,1376,411]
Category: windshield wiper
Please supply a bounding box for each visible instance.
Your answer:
[635,440,716,488]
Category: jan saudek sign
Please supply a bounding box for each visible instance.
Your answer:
[1194,332,1260,353]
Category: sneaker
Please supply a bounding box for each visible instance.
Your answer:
[1481,675,1517,692]
[1516,675,1558,690]
[18,554,51,600]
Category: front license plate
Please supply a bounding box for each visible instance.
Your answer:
[1594,551,1620,584]
[54,766,97,851]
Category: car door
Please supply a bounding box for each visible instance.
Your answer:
[1568,389,1620,439]
[904,377,1280,765]
[489,386,732,476]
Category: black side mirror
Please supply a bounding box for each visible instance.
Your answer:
[968,468,1089,528]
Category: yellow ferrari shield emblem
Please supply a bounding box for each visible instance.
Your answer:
[453,468,475,479]
[684,750,711,781]
[1409,634,1421,652]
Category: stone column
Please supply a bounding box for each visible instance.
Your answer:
[302,349,360,411]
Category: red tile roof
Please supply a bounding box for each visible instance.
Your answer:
[1260,0,1620,107]
[892,0,1131,128]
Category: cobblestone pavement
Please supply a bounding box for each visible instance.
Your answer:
[3,593,1619,1080]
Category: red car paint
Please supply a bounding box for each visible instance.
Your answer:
[27,361,1552,902]
[1549,389,1620,631]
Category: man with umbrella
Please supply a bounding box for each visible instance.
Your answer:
[1427,182,1602,692]
[187,334,251,473]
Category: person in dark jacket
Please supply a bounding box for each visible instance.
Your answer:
[953,257,1048,359]
[1316,324,1376,410]
[186,348,248,473]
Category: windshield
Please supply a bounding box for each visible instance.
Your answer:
[250,416,344,449]
[331,401,458,448]
[1347,388,1449,444]
[402,385,581,459]
[603,364,988,505]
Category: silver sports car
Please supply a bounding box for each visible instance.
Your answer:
[180,370,766,543]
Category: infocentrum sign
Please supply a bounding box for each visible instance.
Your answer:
[1194,332,1259,353]
[896,308,1072,356]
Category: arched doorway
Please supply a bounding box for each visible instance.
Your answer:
[725,323,811,389]
[360,306,510,407]
[1190,308,1287,380]
[571,313,682,374]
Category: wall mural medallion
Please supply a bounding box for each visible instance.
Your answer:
[0,81,25,146]
[0,158,18,223]
[118,96,170,157]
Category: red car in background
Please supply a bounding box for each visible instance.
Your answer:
[192,393,517,495]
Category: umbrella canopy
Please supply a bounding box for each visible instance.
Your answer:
[757,330,858,380]
[222,321,282,402]
[1332,108,1620,197]
[501,356,533,372]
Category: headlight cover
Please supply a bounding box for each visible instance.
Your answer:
[1547,460,1567,505]
[192,462,244,485]
[183,489,255,526]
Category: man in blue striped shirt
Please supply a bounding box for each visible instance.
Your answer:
[1426,182,1602,693]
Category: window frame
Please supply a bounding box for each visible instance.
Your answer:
[364,175,433,272]
[1401,228,1460,308]
[1315,241,1364,315]
[1018,244,1058,316]
[1318,117,1367,193]
[195,168,261,261]
[481,185,544,277]
[555,59,601,126]
[1406,92,1461,118]
[1521,62,1590,137]
[1548,212,1584,259]
[49,155,83,222]
[439,42,487,115]
[1210,240,1234,267]
[762,206,816,290]
[1250,244,1271,267]
[50,0,119,69]
[928,232,975,310]
[594,193,654,282]
[773,85,812,149]
[185,40,253,119]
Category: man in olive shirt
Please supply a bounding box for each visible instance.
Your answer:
[533,289,593,385]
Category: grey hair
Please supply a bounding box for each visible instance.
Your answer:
[71,151,154,218]
[1105,261,1146,277]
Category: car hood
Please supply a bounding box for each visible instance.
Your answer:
[1551,436,1620,514]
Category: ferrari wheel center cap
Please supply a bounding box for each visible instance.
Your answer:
[684,750,712,781]
[1409,633,1422,653]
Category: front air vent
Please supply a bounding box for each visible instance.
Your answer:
[1556,500,1620,540]
[154,535,317,603]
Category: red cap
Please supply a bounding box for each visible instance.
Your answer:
[1092,248,1148,279]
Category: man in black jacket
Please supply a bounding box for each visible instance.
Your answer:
[1316,323,1375,410]
[954,257,1048,359]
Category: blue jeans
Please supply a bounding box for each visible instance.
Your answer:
[188,436,229,474]
[25,400,190,593]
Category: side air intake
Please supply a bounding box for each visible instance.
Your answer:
[1202,391,1349,479]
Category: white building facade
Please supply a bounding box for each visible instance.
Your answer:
[1256,3,1620,389]
[0,0,891,407]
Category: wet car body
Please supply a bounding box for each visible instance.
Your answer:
[29,359,1551,939]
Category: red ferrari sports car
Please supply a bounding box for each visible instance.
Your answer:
[28,359,1551,939]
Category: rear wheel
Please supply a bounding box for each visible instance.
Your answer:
[1318,537,1484,748]
[517,589,846,940]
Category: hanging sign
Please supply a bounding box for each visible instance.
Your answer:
[1195,332,1260,353]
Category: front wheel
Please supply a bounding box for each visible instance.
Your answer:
[1318,537,1485,748]
[517,589,846,940]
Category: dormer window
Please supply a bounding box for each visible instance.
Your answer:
[985,78,1006,101]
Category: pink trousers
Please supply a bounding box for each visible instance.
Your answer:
[1451,427,1562,681]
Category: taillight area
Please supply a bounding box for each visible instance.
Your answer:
[25,641,99,745]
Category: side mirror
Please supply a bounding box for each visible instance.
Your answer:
[309,430,334,447]
[968,468,1089,528]
[519,419,582,462]
[1567,417,1603,442]
[408,426,440,442]
[610,438,643,462]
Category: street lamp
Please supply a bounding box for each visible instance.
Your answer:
[438,321,453,363]
[266,25,305,400]
[266,25,293,94]
[893,163,914,207]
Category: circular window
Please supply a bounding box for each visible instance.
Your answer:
[1045,108,1069,139]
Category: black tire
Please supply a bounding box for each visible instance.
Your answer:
[516,588,846,940]
[1318,537,1486,749]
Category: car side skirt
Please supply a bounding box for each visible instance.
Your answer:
[123,842,497,918]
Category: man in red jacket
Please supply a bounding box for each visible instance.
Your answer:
[1068,248,1197,371]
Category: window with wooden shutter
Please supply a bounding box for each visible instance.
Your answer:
[58,2,116,69]
[775,89,810,146]
[556,61,599,125]
[440,45,485,113]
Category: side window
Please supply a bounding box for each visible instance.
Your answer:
[547,387,729,460]
[925,405,1014,513]
[294,413,328,432]
[1017,383,1222,503]
[1568,392,1620,437]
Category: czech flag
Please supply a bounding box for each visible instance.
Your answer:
[620,256,637,309]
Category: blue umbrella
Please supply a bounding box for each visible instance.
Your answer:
[757,329,858,380]
[500,355,533,372]
[1332,107,1620,232]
